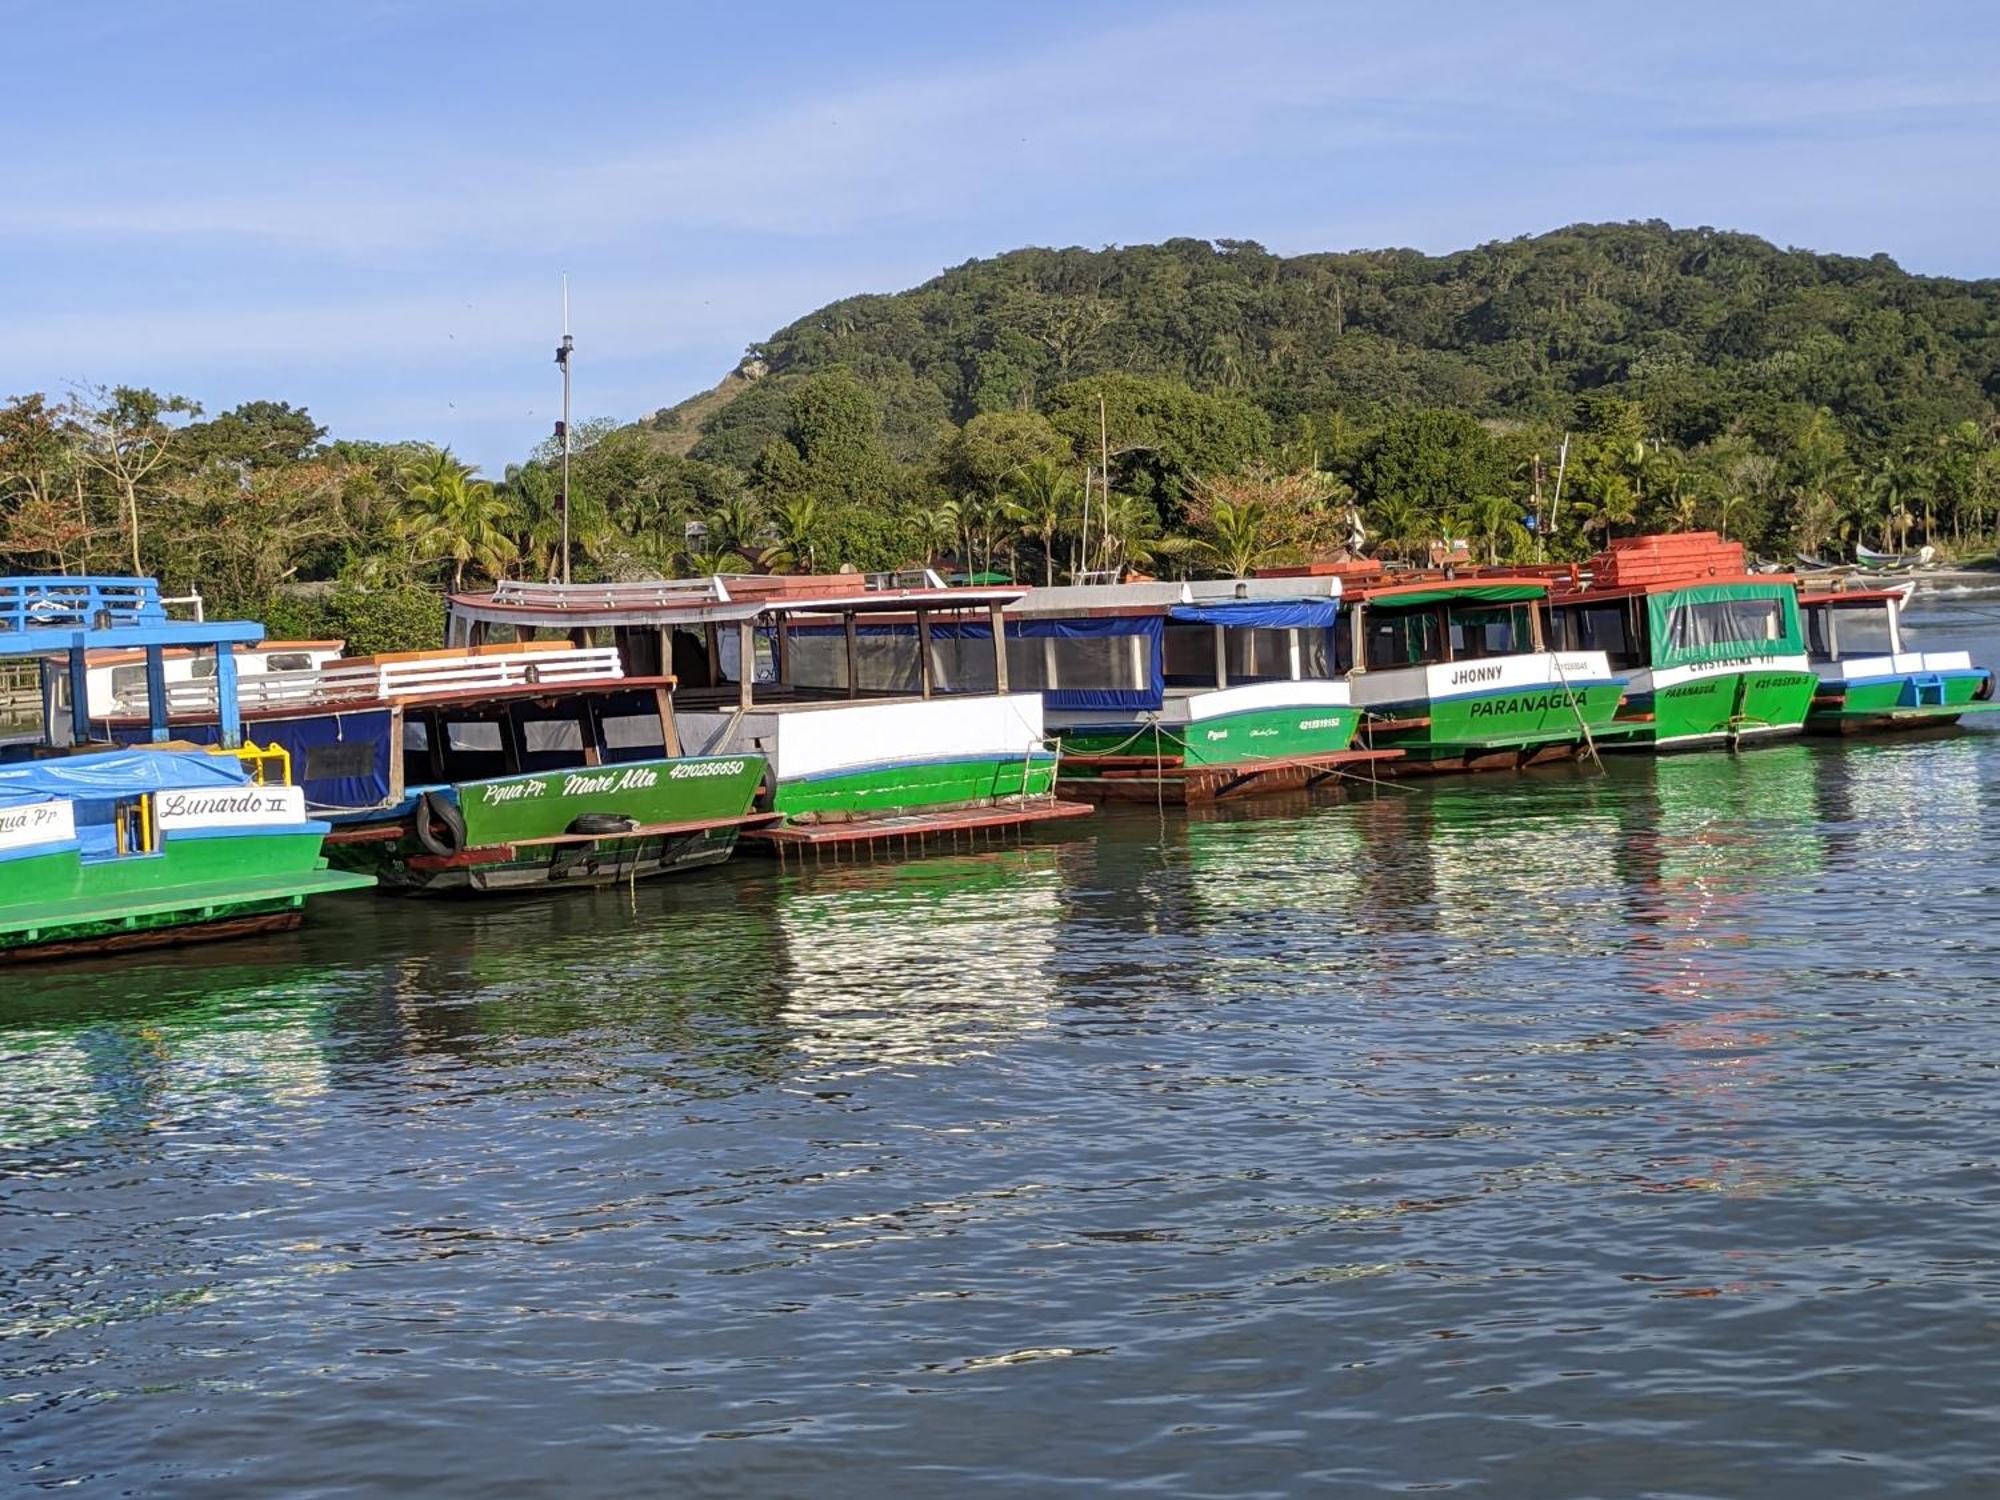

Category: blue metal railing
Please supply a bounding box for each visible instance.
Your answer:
[0,577,167,635]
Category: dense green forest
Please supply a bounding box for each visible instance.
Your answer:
[5,222,2000,646]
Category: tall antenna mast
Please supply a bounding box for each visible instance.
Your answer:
[1098,393,1111,578]
[555,274,575,585]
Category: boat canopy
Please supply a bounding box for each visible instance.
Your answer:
[0,747,251,804]
[0,576,265,747]
[1167,599,1342,629]
[1360,583,1545,609]
[1648,581,1804,670]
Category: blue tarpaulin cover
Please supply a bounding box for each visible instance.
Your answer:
[0,748,250,805]
[1167,600,1343,630]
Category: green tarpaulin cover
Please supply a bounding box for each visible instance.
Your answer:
[1646,581,1803,669]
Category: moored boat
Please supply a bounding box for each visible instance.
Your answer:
[0,748,373,961]
[1000,578,1389,802]
[0,575,371,959]
[1534,533,1818,751]
[100,639,771,894]
[445,575,1090,855]
[1799,580,1996,734]
[1328,573,1628,770]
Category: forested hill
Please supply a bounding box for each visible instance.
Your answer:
[656,221,2000,465]
[11,221,2000,653]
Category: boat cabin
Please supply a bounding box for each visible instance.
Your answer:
[0,576,266,754]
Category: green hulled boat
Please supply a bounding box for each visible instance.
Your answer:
[1334,577,1628,769]
[1799,581,1996,734]
[99,640,772,894]
[0,749,371,961]
[446,575,1089,850]
[1535,534,1818,751]
[0,575,369,960]
[1001,580,1379,802]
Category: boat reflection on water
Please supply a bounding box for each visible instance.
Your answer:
[1814,733,1984,873]
[1421,772,1625,956]
[0,960,341,1152]
[1605,746,1833,1202]
[1618,744,1826,997]
[768,846,1065,1077]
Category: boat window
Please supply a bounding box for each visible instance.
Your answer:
[108,663,149,710]
[448,723,503,752]
[263,653,314,672]
[1829,603,1894,657]
[1666,596,1782,653]
[1363,610,1443,670]
[1007,633,1151,696]
[192,657,216,679]
[1447,605,1529,659]
[1552,604,1639,668]
[601,714,669,760]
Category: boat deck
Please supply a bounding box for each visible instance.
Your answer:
[0,868,374,940]
[743,797,1094,862]
[1059,748,1403,804]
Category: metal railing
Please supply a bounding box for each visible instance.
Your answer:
[488,578,732,608]
[163,646,628,715]
[0,576,168,633]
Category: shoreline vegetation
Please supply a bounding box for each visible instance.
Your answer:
[5,221,2000,651]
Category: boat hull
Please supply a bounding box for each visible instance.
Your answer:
[1605,664,1818,750]
[772,751,1061,818]
[324,754,768,896]
[1360,680,1627,768]
[1054,703,1361,768]
[1805,669,1996,735]
[0,831,371,961]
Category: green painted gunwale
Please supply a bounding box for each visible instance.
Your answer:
[0,832,370,950]
[1805,671,1998,730]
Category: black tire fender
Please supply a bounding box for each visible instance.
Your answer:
[567,812,638,836]
[413,790,466,857]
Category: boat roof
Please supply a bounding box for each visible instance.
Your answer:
[1007,577,1341,621]
[0,576,264,658]
[71,640,345,670]
[1796,584,1907,606]
[80,642,667,724]
[449,574,1025,629]
[1343,578,1547,606]
[1541,571,1796,601]
[0,746,251,806]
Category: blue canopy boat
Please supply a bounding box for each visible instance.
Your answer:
[0,577,371,961]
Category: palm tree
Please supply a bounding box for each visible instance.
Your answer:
[1096,490,1184,578]
[1001,457,1084,585]
[1366,495,1425,564]
[764,493,823,573]
[503,462,610,582]
[395,448,519,589]
[704,492,766,561]
[1472,496,1530,564]
[1189,499,1284,578]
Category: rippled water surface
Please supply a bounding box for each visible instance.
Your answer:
[6,596,2000,1497]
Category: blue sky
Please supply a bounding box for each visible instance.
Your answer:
[5,0,1996,472]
